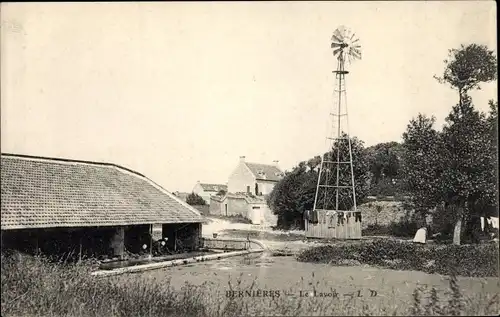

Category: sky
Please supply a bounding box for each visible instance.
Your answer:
[1,2,497,192]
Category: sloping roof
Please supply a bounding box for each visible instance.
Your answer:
[244,162,284,182]
[199,183,227,192]
[1,154,204,230]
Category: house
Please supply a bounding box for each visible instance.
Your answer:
[192,181,228,204]
[0,153,205,259]
[227,156,284,196]
[210,193,277,225]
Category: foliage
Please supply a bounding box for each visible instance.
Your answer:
[362,221,420,238]
[297,240,499,277]
[440,96,496,215]
[216,189,227,196]
[267,135,369,230]
[364,142,403,196]
[369,177,401,197]
[186,192,206,206]
[434,44,497,100]
[400,114,444,221]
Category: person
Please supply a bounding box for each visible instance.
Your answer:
[152,238,169,256]
[140,243,148,256]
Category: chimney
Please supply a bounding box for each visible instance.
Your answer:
[240,156,246,162]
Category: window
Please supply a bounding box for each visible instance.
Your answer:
[252,206,260,209]
[246,186,250,193]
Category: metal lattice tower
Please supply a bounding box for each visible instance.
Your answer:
[313,26,361,215]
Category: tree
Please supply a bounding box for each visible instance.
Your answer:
[216,189,227,196]
[434,44,497,244]
[186,192,206,206]
[267,135,369,230]
[364,141,403,196]
[440,97,496,244]
[400,114,444,225]
[434,44,497,107]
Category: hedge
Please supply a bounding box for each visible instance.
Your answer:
[297,239,499,277]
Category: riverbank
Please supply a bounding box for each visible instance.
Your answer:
[2,252,498,317]
[296,239,499,278]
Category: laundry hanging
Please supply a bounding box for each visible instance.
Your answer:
[309,210,319,224]
[355,212,362,222]
[303,210,311,222]
[327,211,336,228]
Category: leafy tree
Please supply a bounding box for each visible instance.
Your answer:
[400,114,444,224]
[267,164,316,229]
[364,141,404,196]
[267,135,369,230]
[365,141,402,182]
[434,44,497,107]
[186,192,206,206]
[216,189,227,196]
[440,97,496,244]
[434,44,497,244]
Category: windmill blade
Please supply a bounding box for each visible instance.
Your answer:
[331,33,344,44]
[350,48,361,58]
[331,42,343,49]
[344,29,353,41]
[350,49,362,60]
[332,28,345,42]
[332,47,342,56]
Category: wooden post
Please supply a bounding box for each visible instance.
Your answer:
[149,224,153,257]
[174,231,177,252]
[78,236,82,262]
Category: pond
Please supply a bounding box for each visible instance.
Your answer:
[118,249,498,308]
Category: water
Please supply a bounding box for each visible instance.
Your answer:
[130,249,497,299]
[123,219,498,308]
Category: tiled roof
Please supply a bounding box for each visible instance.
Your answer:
[244,162,284,182]
[1,154,204,230]
[199,183,227,192]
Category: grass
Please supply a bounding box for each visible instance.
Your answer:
[297,239,499,278]
[2,251,498,316]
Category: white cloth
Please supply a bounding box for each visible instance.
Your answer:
[413,228,427,244]
[487,217,499,229]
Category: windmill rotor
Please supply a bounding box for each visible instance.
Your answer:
[330,25,362,64]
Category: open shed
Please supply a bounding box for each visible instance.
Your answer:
[1,153,205,260]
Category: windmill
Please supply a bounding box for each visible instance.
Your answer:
[308,26,361,239]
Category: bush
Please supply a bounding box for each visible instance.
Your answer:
[388,220,420,238]
[362,221,419,238]
[297,239,499,277]
[186,192,206,206]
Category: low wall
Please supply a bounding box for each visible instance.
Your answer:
[202,238,249,250]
